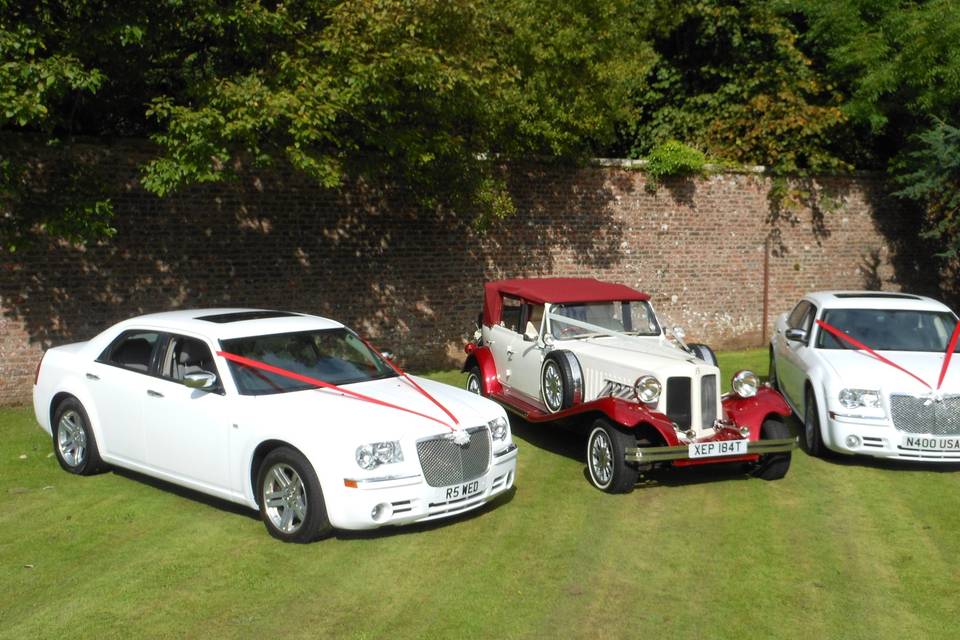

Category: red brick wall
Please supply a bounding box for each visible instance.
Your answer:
[0,141,939,405]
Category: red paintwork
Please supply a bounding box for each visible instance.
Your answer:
[721,385,792,440]
[483,278,650,326]
[462,346,502,396]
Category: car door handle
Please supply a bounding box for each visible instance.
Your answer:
[506,346,514,354]
[146,390,164,398]
[85,373,100,381]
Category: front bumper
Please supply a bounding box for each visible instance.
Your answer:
[625,438,796,464]
[825,414,960,461]
[327,443,518,530]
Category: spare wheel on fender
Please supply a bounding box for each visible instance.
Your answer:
[541,350,583,412]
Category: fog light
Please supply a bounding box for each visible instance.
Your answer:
[371,502,392,522]
[845,435,861,449]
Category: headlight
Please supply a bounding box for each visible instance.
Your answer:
[634,375,662,403]
[355,441,404,470]
[838,388,881,409]
[731,370,759,398]
[488,416,509,441]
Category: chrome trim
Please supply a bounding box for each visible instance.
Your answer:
[345,473,422,487]
[494,442,518,458]
[625,437,797,463]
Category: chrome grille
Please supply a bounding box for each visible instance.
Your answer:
[666,377,692,428]
[416,427,491,487]
[700,374,718,428]
[890,394,960,435]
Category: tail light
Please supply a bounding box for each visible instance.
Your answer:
[34,352,44,386]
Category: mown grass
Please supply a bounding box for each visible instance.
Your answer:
[2,349,959,639]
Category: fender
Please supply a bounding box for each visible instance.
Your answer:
[722,385,792,439]
[803,368,836,450]
[461,345,503,396]
[46,378,106,448]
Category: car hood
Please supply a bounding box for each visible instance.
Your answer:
[819,349,960,394]
[559,335,704,371]
[246,374,499,441]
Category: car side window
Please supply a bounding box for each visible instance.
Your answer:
[101,331,161,373]
[160,335,220,386]
[800,305,818,334]
[500,296,524,333]
[787,301,811,329]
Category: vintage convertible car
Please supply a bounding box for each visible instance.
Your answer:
[33,309,518,542]
[770,291,960,461]
[463,278,795,492]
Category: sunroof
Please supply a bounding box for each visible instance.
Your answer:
[833,293,922,300]
[196,311,300,323]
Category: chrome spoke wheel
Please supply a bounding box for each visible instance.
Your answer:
[543,362,563,410]
[590,431,613,486]
[466,373,481,395]
[57,410,87,467]
[262,463,307,534]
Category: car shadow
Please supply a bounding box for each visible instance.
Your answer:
[814,453,960,472]
[110,467,260,520]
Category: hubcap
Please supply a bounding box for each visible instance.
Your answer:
[467,373,481,395]
[590,431,613,486]
[543,362,563,410]
[262,463,307,534]
[57,410,87,467]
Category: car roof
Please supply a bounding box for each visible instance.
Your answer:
[116,308,345,340]
[483,278,650,326]
[803,291,953,313]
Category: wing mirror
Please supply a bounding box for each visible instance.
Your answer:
[380,351,395,362]
[785,328,808,343]
[183,371,218,390]
[523,321,539,342]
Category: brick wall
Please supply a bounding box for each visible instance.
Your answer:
[0,140,940,405]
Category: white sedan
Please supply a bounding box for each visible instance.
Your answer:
[769,291,960,461]
[33,309,518,542]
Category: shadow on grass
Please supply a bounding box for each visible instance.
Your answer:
[111,467,260,520]
[814,452,960,473]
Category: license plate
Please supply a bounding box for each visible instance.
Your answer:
[901,435,960,451]
[441,479,484,501]
[689,439,749,459]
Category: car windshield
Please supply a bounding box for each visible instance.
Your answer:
[549,301,660,339]
[816,308,960,352]
[221,328,397,395]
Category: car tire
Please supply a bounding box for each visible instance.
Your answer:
[52,397,104,475]
[586,418,639,493]
[541,351,582,413]
[768,348,779,391]
[465,365,484,396]
[751,417,792,481]
[257,447,331,543]
[689,343,718,366]
[803,388,826,457]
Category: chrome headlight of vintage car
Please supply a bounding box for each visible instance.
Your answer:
[838,388,881,409]
[634,375,662,403]
[488,416,509,441]
[731,370,759,398]
[355,441,404,470]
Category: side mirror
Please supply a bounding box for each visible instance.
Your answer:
[380,351,395,362]
[785,328,807,343]
[672,326,686,341]
[183,371,218,390]
[523,321,539,342]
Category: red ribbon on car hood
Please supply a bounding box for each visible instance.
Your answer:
[216,351,458,431]
[815,319,960,391]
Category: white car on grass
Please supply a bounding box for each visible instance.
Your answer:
[33,309,518,542]
[770,291,960,461]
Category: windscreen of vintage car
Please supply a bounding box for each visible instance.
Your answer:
[549,301,660,339]
[221,329,397,394]
[816,308,960,352]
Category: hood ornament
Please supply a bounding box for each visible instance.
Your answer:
[922,390,945,406]
[448,430,471,446]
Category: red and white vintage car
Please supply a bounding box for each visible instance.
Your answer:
[463,278,796,492]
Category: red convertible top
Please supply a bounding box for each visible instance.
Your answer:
[483,278,651,326]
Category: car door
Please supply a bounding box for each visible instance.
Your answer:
[487,296,526,389]
[510,303,549,401]
[141,333,233,491]
[86,329,163,464]
[779,302,817,406]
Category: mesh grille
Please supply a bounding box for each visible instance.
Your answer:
[890,394,960,435]
[416,427,491,487]
[700,374,718,428]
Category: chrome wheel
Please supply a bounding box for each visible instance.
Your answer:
[543,361,563,411]
[589,428,613,487]
[57,410,87,467]
[466,372,481,395]
[262,463,307,534]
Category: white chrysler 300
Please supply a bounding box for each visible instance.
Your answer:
[770,291,960,461]
[33,309,518,542]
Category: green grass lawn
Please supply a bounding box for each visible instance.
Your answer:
[2,349,960,639]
